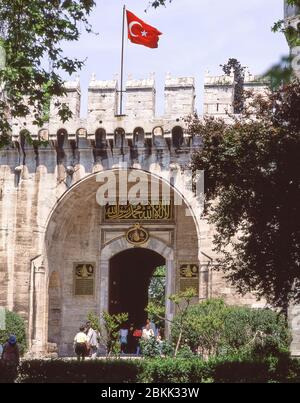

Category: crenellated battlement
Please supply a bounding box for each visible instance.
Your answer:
[8,69,267,150]
[10,74,196,145]
[204,69,264,86]
[204,68,269,118]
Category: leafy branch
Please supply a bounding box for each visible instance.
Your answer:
[0,0,96,147]
[146,288,197,356]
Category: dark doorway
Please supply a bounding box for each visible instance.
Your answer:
[109,248,165,327]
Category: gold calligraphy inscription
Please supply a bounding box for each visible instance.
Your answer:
[105,202,173,221]
[74,263,95,296]
[179,264,199,278]
[179,264,199,296]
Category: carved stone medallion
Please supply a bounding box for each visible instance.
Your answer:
[126,224,149,246]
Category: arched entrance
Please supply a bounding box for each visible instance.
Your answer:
[109,248,165,327]
[40,169,199,356]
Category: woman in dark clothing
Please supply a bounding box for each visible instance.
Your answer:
[1,335,20,382]
[127,323,135,354]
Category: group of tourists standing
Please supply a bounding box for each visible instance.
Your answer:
[73,318,162,359]
[119,319,162,355]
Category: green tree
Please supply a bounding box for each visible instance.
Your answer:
[190,81,300,310]
[146,288,197,356]
[0,0,96,147]
[87,311,101,332]
[273,0,300,48]
[171,299,228,357]
[99,311,128,357]
[265,0,300,86]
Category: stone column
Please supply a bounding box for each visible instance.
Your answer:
[31,265,47,356]
[98,259,110,355]
[99,260,109,314]
[289,304,300,357]
[165,259,175,338]
[199,264,209,301]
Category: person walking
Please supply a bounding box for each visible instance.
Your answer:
[85,321,99,360]
[1,335,20,382]
[74,325,88,361]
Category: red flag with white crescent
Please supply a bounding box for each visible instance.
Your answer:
[126,10,162,49]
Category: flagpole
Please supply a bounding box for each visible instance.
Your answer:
[119,5,126,115]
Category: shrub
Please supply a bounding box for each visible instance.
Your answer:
[212,358,270,383]
[140,337,175,358]
[17,359,139,383]
[140,337,161,358]
[138,355,300,384]
[161,340,175,357]
[0,360,18,383]
[171,299,291,358]
[7,355,300,383]
[176,345,195,359]
[0,310,27,355]
[223,306,291,357]
[137,358,211,383]
[171,299,228,356]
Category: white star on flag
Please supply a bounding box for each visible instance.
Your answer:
[141,30,148,37]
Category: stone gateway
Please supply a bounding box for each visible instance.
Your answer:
[0,72,299,357]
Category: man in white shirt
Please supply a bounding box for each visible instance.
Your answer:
[86,321,99,359]
[74,326,88,361]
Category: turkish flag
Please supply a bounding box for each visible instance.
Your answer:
[126,10,162,49]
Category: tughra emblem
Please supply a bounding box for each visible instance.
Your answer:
[126,223,149,246]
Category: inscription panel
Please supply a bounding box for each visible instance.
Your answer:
[179,263,199,296]
[74,263,95,296]
[104,202,173,221]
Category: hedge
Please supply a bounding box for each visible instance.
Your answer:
[17,359,139,383]
[0,360,19,383]
[138,354,300,383]
[2,355,298,383]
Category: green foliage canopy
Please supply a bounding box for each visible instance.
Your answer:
[0,0,96,147]
[171,299,291,358]
[190,82,300,309]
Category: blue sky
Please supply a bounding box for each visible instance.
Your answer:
[62,0,289,116]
